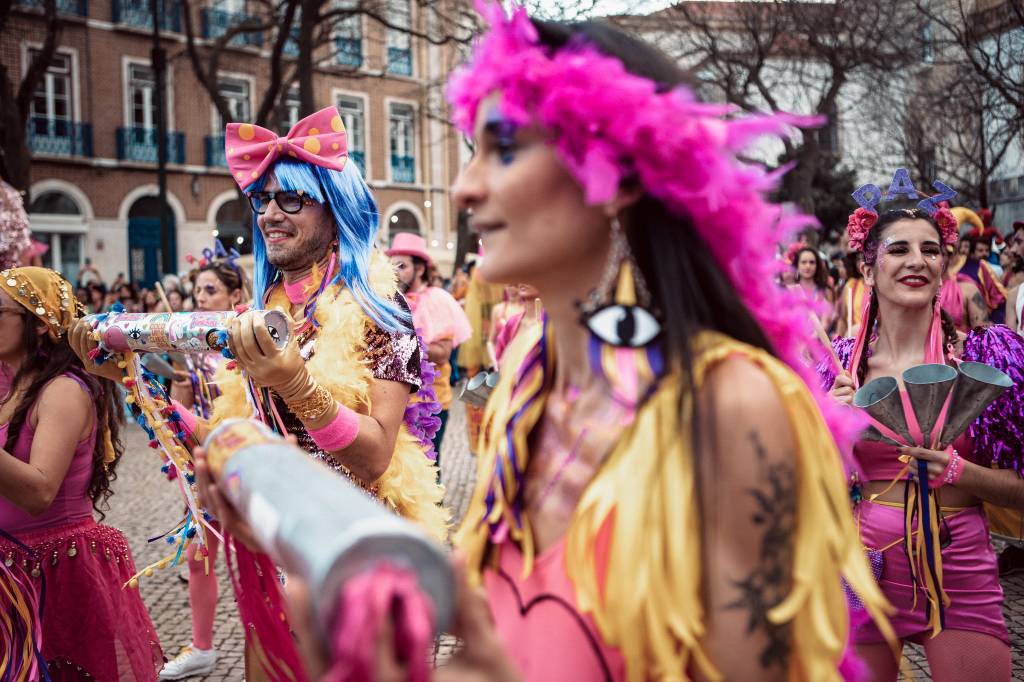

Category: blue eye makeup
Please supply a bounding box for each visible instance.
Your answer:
[484,107,520,165]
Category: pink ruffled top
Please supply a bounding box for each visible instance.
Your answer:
[405,286,472,347]
[0,374,96,534]
[483,522,626,682]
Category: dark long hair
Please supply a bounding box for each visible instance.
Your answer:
[854,208,958,384]
[794,246,831,293]
[530,20,777,511]
[3,313,124,519]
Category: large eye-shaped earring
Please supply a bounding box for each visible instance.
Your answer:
[578,216,661,348]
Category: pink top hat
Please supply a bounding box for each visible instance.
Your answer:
[386,232,432,266]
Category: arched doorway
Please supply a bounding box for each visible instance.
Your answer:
[28,190,86,283]
[213,198,252,255]
[387,208,420,241]
[127,195,176,287]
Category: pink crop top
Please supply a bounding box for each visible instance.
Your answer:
[853,388,977,481]
[483,522,626,682]
[0,374,96,534]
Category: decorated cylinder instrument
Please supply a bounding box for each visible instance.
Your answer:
[81,310,289,355]
[203,419,454,651]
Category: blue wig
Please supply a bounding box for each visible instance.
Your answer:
[247,158,410,333]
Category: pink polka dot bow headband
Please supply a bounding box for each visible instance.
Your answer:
[224,106,348,190]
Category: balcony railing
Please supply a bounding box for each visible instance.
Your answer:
[387,47,412,76]
[390,154,414,184]
[205,135,227,167]
[117,127,185,164]
[27,117,93,157]
[201,7,263,47]
[335,36,362,67]
[16,0,88,16]
[348,150,365,175]
[113,0,181,32]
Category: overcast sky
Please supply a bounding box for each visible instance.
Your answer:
[531,0,675,19]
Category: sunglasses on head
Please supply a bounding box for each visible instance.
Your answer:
[246,190,321,215]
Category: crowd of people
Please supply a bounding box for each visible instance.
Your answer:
[2,4,1024,682]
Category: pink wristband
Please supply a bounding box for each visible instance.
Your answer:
[308,403,360,452]
[939,448,963,488]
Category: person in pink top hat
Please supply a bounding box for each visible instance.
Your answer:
[388,232,472,469]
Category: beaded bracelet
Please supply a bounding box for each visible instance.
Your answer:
[940,448,963,487]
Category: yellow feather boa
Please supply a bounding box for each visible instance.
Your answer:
[456,326,893,681]
[210,251,449,543]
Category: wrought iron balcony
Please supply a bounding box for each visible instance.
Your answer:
[16,0,88,16]
[27,117,93,157]
[390,154,414,184]
[387,47,412,76]
[116,127,185,164]
[201,7,263,47]
[205,135,227,167]
[335,36,362,67]
[113,0,181,32]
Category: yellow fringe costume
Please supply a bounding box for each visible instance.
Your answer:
[456,326,893,681]
[209,252,449,543]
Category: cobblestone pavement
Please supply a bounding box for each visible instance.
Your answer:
[106,400,1024,680]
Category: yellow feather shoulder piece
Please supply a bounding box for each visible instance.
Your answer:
[458,329,893,681]
[211,250,449,543]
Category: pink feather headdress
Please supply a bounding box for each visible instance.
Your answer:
[448,2,866,455]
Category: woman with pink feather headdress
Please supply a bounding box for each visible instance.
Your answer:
[372,4,894,680]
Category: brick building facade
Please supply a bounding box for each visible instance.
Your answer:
[4,0,466,286]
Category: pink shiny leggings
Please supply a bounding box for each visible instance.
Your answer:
[186,526,220,650]
[856,629,1011,682]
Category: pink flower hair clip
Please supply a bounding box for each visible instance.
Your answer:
[933,207,959,247]
[847,207,878,253]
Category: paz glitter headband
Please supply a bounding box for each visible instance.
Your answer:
[448,1,869,454]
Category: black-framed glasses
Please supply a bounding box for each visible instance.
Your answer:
[246,190,320,215]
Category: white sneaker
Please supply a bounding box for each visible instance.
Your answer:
[159,646,217,680]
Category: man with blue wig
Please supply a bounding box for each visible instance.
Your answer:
[209,106,448,540]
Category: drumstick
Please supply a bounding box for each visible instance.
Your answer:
[155,281,174,313]
[811,313,843,372]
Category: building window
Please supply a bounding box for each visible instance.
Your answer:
[334,0,362,67]
[921,23,935,64]
[216,77,251,127]
[280,86,300,134]
[27,50,92,157]
[385,0,412,76]
[128,63,157,129]
[388,102,415,184]
[336,95,366,174]
[28,190,85,283]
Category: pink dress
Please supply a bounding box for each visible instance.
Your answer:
[0,373,163,680]
[484,522,626,681]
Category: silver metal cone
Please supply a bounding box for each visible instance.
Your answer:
[853,376,914,445]
[903,363,958,447]
[861,425,902,446]
[459,372,497,409]
[938,361,1013,448]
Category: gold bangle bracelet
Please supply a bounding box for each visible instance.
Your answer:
[285,384,336,423]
